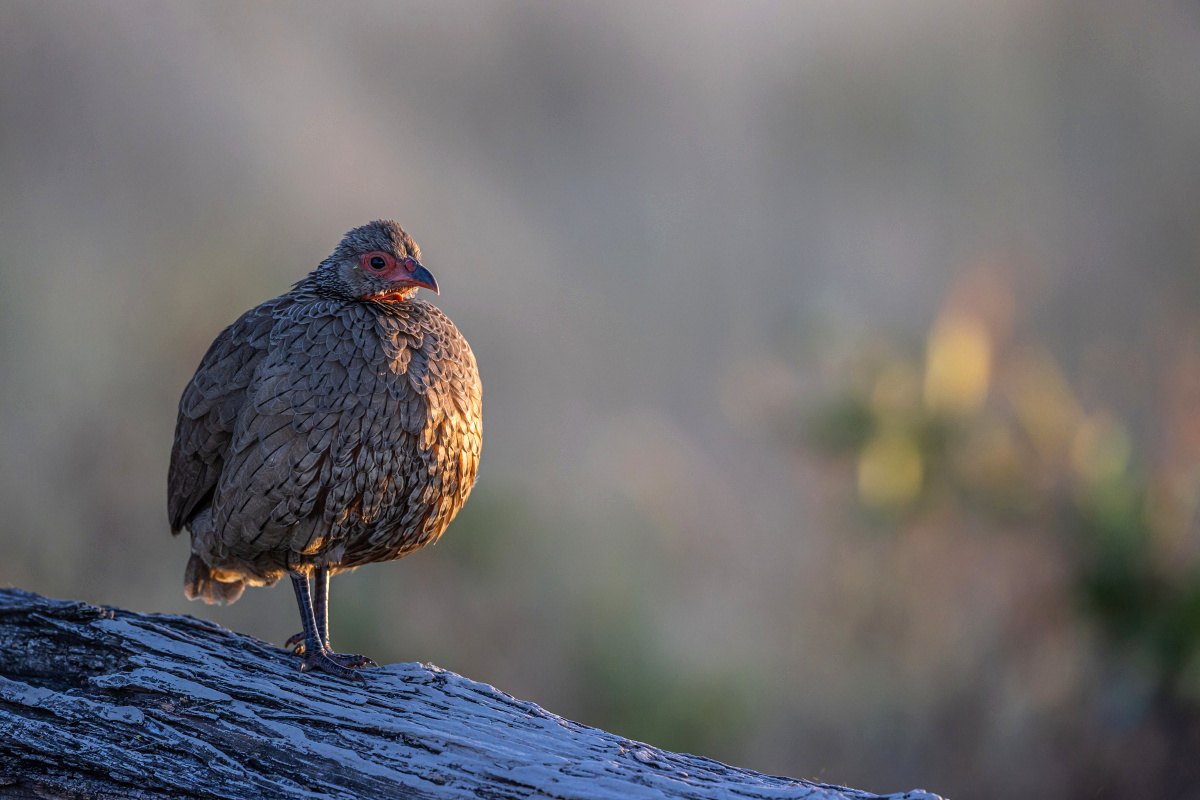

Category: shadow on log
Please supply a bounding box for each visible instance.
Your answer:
[0,590,944,799]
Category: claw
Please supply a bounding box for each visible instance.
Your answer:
[284,632,307,654]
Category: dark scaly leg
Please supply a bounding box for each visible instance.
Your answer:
[289,572,362,681]
[312,567,376,669]
[285,566,331,652]
[286,568,376,670]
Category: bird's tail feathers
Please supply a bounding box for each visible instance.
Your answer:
[184,554,245,605]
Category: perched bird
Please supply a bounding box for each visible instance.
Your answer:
[168,220,482,679]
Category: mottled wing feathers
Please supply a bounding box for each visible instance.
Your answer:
[168,300,285,533]
[209,300,383,559]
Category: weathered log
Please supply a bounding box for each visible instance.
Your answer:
[0,589,943,799]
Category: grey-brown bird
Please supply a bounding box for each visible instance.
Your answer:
[168,220,481,679]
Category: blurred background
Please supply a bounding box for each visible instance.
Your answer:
[2,2,1200,797]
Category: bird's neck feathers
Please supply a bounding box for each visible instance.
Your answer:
[298,261,350,300]
[291,272,425,316]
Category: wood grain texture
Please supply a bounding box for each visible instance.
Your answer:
[0,590,945,800]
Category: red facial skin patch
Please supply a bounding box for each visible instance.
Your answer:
[358,252,426,302]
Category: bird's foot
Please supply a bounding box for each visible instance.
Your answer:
[282,634,374,668]
[326,651,377,669]
[299,648,368,681]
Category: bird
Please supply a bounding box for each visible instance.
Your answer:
[167,220,482,680]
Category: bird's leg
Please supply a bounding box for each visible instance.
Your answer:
[289,572,361,681]
[283,567,332,652]
[315,567,377,669]
[286,568,376,670]
[313,565,331,648]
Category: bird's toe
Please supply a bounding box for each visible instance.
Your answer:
[327,651,377,669]
[299,650,365,682]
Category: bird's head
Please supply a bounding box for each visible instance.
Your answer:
[315,219,439,303]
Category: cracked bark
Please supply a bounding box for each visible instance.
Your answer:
[0,589,944,800]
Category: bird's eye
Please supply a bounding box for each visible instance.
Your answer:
[361,252,393,273]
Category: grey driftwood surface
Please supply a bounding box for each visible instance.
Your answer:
[0,590,944,800]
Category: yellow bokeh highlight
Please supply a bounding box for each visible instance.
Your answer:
[1008,349,1082,460]
[857,429,924,510]
[924,313,991,416]
[1070,414,1131,486]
